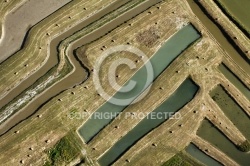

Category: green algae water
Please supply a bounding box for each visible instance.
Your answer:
[78,24,200,143]
[99,78,199,166]
[216,0,250,33]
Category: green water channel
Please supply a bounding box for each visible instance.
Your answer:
[197,119,250,166]
[218,63,250,100]
[99,78,199,166]
[185,143,222,166]
[210,85,250,139]
[216,0,250,34]
[78,24,201,143]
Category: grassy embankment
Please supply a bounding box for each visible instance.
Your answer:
[162,152,204,166]
[44,131,85,166]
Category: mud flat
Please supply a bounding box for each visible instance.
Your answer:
[99,78,198,166]
[210,85,250,139]
[78,24,200,143]
[185,143,222,166]
[0,0,26,38]
[197,119,250,166]
[0,0,72,62]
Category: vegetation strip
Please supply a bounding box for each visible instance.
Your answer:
[162,152,204,166]
[44,131,84,166]
[187,0,250,89]
[0,0,114,98]
[194,0,250,62]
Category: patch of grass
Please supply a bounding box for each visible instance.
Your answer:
[162,152,204,166]
[45,132,82,166]
[162,155,192,166]
[238,140,250,152]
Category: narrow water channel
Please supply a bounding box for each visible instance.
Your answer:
[0,0,164,135]
[185,143,222,166]
[197,119,250,166]
[78,24,201,143]
[99,78,199,166]
[186,0,250,72]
